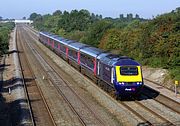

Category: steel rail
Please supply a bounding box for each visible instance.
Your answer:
[17,26,57,126]
[26,33,106,126]
[16,27,35,126]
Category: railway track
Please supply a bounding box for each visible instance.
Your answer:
[16,28,35,126]
[117,88,178,125]
[22,29,106,126]
[125,100,175,125]
[16,26,56,126]
[143,85,180,114]
[23,25,180,126]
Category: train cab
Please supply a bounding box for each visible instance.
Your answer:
[97,54,143,96]
[113,58,144,96]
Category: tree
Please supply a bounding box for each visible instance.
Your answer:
[29,13,41,20]
[127,13,133,21]
[95,14,102,20]
[63,10,69,15]
[119,14,124,19]
[135,14,140,19]
[91,13,98,22]
[57,9,92,32]
[81,20,112,47]
[175,7,180,13]
[33,15,43,30]
[0,23,14,55]
[53,10,62,16]
[99,15,103,19]
[0,16,2,21]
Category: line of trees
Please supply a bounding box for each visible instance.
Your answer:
[29,8,180,80]
[99,8,180,80]
[0,22,15,55]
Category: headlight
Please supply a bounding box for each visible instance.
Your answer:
[118,82,125,85]
[137,82,142,85]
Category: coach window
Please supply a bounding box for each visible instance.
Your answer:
[72,50,77,59]
[87,57,94,69]
[45,37,48,42]
[54,41,58,48]
[69,49,77,60]
[60,44,66,53]
[69,49,73,58]
[50,39,53,44]
[81,54,94,69]
[80,54,86,65]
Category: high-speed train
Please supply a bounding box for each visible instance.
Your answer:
[39,32,144,98]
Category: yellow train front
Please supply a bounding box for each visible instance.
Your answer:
[114,60,143,97]
[97,55,144,98]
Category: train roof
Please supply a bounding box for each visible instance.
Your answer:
[40,32,76,46]
[39,31,50,37]
[99,54,140,66]
[115,59,140,66]
[80,46,105,58]
[39,32,103,55]
[39,31,141,66]
[58,39,76,46]
[98,54,122,66]
[40,32,64,41]
[68,42,89,51]
[97,52,110,60]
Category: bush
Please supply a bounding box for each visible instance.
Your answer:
[0,22,14,54]
[170,67,180,80]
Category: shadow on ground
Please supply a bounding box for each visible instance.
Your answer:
[5,50,21,55]
[0,59,33,126]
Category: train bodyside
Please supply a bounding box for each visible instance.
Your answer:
[39,32,98,79]
[39,31,144,97]
[39,32,70,60]
[78,46,105,81]
[66,42,88,70]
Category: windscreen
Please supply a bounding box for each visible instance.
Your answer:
[120,66,138,75]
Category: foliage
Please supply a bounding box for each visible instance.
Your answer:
[80,20,112,47]
[30,8,180,79]
[0,22,15,55]
[57,9,93,32]
[29,13,41,20]
[99,8,180,79]
[31,9,102,34]
[65,30,86,41]
[53,10,62,16]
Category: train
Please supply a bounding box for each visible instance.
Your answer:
[39,31,144,99]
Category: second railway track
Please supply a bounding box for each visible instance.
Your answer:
[21,26,106,126]
[16,26,56,126]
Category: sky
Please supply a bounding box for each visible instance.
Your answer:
[1,0,180,19]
